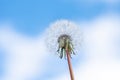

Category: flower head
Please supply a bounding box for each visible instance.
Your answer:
[45,20,82,58]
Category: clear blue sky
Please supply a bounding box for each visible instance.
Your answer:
[0,0,119,36]
[0,0,120,80]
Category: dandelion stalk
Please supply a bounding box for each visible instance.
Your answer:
[57,34,75,80]
[65,36,75,80]
[66,49,74,80]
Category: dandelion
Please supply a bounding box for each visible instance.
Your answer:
[45,20,82,80]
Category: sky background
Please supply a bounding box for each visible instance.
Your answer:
[0,0,120,80]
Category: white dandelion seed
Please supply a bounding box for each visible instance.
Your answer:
[45,19,82,56]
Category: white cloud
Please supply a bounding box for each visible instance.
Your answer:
[0,26,48,80]
[51,14,120,80]
[83,14,120,60]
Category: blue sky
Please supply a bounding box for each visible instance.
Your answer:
[0,0,119,36]
[0,0,120,80]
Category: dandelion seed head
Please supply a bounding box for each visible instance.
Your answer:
[45,20,82,54]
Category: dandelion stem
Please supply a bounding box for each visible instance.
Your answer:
[66,49,74,80]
